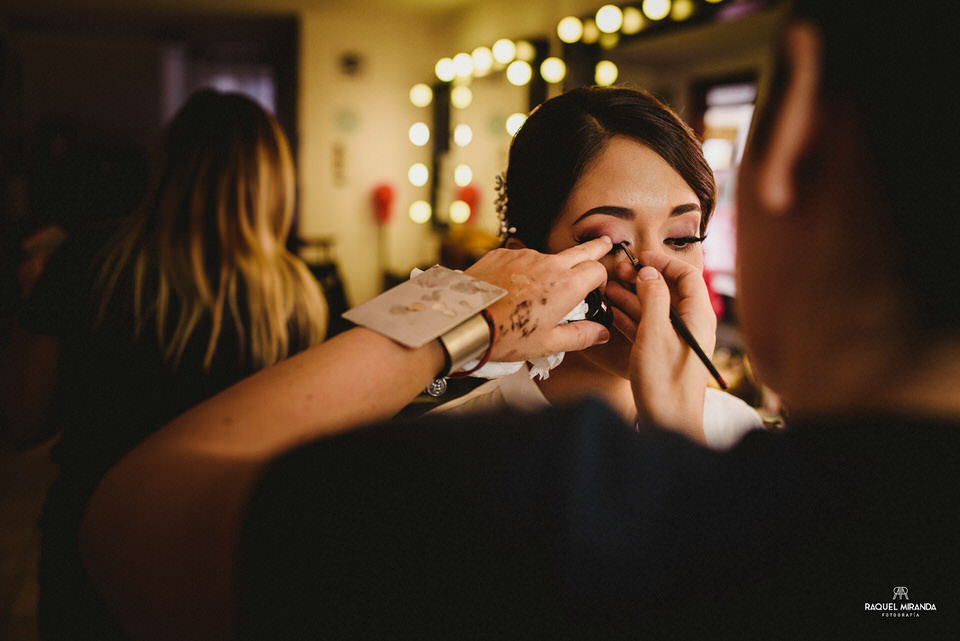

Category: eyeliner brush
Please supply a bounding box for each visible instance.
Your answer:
[616,243,728,390]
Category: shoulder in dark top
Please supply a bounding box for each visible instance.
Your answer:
[239,402,960,640]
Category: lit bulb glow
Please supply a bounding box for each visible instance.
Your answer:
[540,57,566,84]
[435,57,455,82]
[453,123,473,147]
[672,0,694,20]
[449,200,471,223]
[599,32,620,49]
[643,0,671,21]
[557,16,584,43]
[595,60,619,86]
[582,20,600,43]
[472,46,493,76]
[409,122,430,146]
[506,60,532,86]
[453,52,473,77]
[515,40,536,62]
[409,83,433,108]
[492,39,516,64]
[451,85,473,109]
[454,164,473,187]
[408,163,429,187]
[596,5,624,33]
[622,7,645,34]
[506,113,527,136]
[409,200,432,224]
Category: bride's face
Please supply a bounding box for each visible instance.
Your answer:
[546,135,705,377]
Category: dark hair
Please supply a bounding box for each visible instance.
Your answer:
[502,86,716,251]
[761,0,959,326]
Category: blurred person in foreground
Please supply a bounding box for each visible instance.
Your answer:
[80,0,960,638]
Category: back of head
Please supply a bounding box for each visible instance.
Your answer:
[502,86,715,250]
[788,0,959,327]
[97,89,326,370]
[154,89,295,265]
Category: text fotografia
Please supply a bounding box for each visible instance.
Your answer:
[865,602,937,618]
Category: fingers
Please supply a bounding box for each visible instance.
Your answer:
[555,236,613,266]
[610,306,637,342]
[543,320,610,355]
[633,251,713,318]
[632,265,672,332]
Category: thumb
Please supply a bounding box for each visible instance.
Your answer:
[635,265,671,329]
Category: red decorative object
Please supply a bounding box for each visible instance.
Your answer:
[456,183,480,222]
[372,183,395,224]
[704,268,725,319]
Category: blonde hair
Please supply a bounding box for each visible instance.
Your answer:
[94,90,326,371]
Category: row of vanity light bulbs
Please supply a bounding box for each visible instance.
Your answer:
[401,0,727,224]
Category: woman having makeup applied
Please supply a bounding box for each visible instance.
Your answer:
[431,86,762,448]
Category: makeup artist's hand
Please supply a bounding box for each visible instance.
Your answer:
[605,251,715,443]
[465,237,612,362]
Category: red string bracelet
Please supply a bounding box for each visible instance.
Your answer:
[447,309,495,379]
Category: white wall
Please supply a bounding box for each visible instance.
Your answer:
[297,6,452,306]
[295,0,785,306]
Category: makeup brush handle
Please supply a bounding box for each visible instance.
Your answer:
[668,307,728,390]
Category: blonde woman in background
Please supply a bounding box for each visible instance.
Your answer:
[1,89,327,640]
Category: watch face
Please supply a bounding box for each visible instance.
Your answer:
[342,266,506,348]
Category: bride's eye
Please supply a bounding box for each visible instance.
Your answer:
[575,234,628,257]
[665,235,706,252]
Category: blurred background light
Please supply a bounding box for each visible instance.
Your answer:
[492,39,516,64]
[453,52,473,77]
[454,164,473,186]
[451,85,473,109]
[582,20,600,43]
[672,0,695,21]
[435,57,455,81]
[409,122,430,146]
[515,40,536,62]
[622,7,645,34]
[449,200,471,223]
[409,83,433,107]
[557,16,584,43]
[506,60,532,86]
[409,200,432,223]
[408,163,429,186]
[471,46,494,76]
[453,123,473,146]
[643,0,671,21]
[596,5,624,33]
[595,60,619,86]
[506,112,527,136]
[540,57,566,83]
[599,32,620,49]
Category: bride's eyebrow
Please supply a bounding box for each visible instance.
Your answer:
[572,203,701,226]
[571,206,634,225]
[672,203,701,216]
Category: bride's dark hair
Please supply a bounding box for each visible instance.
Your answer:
[501,86,716,251]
